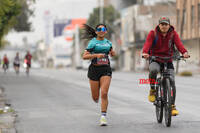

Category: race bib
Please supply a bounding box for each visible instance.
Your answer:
[96,57,109,65]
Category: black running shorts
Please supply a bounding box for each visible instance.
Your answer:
[14,63,20,67]
[27,63,31,68]
[88,64,112,81]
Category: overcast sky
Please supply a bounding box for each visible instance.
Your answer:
[33,0,97,37]
[32,0,97,22]
[6,0,98,46]
[6,0,169,46]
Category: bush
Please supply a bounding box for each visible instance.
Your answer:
[179,71,193,76]
[56,64,64,69]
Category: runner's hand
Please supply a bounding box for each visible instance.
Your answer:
[142,53,150,59]
[109,50,115,57]
[96,54,105,58]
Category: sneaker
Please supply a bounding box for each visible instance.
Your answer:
[148,89,156,102]
[100,115,107,126]
[171,105,179,116]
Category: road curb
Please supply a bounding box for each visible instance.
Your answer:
[0,87,17,133]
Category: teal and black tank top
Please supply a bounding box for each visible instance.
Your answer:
[86,38,112,65]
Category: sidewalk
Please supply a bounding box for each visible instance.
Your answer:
[0,86,17,133]
[35,67,200,78]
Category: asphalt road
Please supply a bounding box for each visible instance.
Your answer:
[0,68,200,133]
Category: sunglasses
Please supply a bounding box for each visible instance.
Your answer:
[96,27,107,32]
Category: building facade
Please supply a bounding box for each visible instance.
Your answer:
[120,3,176,71]
[176,0,200,39]
[176,0,200,67]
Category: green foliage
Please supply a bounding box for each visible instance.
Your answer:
[0,0,21,47]
[179,71,193,76]
[0,38,10,49]
[14,0,35,31]
[0,0,35,47]
[87,5,120,39]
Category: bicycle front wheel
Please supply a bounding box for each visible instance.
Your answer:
[155,78,163,123]
[164,78,172,127]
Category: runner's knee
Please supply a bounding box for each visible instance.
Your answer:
[101,91,108,99]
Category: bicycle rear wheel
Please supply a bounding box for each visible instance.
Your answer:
[164,78,172,127]
[3,64,7,73]
[155,78,163,123]
[26,67,29,76]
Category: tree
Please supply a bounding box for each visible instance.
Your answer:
[0,0,35,47]
[87,5,120,39]
[14,0,35,32]
[0,0,21,47]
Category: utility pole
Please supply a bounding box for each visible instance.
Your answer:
[99,0,104,23]
[44,11,50,45]
[75,25,81,69]
[43,10,53,46]
[176,0,186,74]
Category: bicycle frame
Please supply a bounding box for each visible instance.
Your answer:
[149,56,174,127]
[142,55,188,127]
[160,61,173,101]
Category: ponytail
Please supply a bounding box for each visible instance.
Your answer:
[82,24,107,40]
[82,24,97,40]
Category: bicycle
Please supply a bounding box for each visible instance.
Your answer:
[26,65,30,76]
[24,63,30,76]
[14,65,20,75]
[143,55,187,127]
[3,63,8,74]
[23,59,30,76]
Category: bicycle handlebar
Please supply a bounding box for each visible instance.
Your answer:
[175,55,190,60]
[142,55,190,61]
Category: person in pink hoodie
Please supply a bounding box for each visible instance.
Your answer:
[142,17,190,116]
